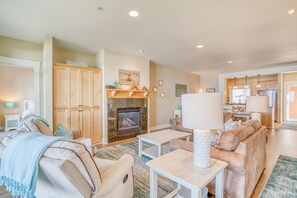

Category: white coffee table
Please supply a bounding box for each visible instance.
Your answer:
[146,149,228,198]
[137,129,191,159]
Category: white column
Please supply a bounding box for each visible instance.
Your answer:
[41,36,53,128]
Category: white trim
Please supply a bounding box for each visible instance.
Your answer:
[284,81,297,122]
[0,56,40,69]
[0,56,41,115]
[149,124,171,132]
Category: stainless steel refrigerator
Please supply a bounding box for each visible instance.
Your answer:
[258,89,277,121]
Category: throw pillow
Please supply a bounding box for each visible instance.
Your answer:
[32,119,53,136]
[54,124,73,139]
[225,120,241,131]
[210,129,223,145]
[18,121,40,132]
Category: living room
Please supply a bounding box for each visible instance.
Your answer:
[0,1,297,198]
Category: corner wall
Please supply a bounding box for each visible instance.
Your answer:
[149,62,200,130]
[99,50,150,143]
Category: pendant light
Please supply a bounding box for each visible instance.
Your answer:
[244,76,249,88]
[256,75,261,88]
[234,77,238,89]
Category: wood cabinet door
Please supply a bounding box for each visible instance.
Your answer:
[69,68,81,108]
[92,107,102,143]
[93,71,102,108]
[54,66,69,108]
[81,109,92,139]
[53,109,69,129]
[69,109,81,132]
[81,70,93,108]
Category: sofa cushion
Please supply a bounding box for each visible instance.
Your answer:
[242,120,262,131]
[43,140,101,193]
[214,125,255,151]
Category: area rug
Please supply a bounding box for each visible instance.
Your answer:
[95,140,176,198]
[280,123,297,130]
[260,155,297,198]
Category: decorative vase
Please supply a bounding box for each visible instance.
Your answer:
[193,129,211,168]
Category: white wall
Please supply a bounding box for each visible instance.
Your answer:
[0,66,34,127]
[53,47,97,66]
[103,50,150,86]
[150,62,200,129]
[199,71,219,92]
[0,36,42,61]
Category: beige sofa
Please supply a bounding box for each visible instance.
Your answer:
[170,120,267,198]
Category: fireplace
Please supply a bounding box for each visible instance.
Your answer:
[117,107,141,134]
[107,98,148,142]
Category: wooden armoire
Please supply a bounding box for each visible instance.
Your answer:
[53,63,102,144]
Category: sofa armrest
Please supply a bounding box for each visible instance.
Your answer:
[170,118,182,126]
[97,154,134,197]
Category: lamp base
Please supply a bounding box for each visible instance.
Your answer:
[251,112,261,123]
[193,129,211,168]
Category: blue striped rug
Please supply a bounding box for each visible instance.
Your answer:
[95,140,176,198]
[260,155,297,198]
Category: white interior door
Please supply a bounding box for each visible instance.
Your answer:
[285,83,297,122]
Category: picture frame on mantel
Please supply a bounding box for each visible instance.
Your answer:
[119,69,140,86]
[206,88,215,93]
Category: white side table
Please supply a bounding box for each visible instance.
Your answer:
[5,114,20,132]
[146,149,228,198]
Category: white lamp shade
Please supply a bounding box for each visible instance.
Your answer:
[182,93,223,130]
[246,96,269,113]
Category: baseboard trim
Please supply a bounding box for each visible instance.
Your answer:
[149,124,171,132]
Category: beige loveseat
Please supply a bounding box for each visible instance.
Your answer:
[170,120,267,198]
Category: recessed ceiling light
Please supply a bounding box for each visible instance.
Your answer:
[97,7,104,11]
[228,60,233,64]
[288,9,295,14]
[137,50,144,53]
[196,45,204,49]
[129,11,139,17]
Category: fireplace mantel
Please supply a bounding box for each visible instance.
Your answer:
[106,89,149,99]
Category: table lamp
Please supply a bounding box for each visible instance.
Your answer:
[246,96,269,123]
[5,102,15,114]
[182,93,223,168]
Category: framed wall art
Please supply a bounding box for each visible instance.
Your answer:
[206,88,215,93]
[119,69,140,86]
[175,84,187,97]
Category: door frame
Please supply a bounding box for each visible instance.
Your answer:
[0,56,41,115]
[284,81,297,122]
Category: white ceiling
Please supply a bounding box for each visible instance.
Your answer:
[0,0,297,73]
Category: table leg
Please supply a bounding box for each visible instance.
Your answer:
[191,188,202,198]
[158,144,162,157]
[139,139,143,157]
[150,168,158,198]
[215,169,225,198]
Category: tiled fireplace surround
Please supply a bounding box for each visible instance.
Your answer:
[107,98,148,142]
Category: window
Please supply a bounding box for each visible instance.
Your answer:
[230,88,251,104]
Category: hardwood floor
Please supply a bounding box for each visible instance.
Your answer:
[251,127,297,197]
[97,127,297,198]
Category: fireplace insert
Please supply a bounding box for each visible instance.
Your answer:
[117,107,141,134]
